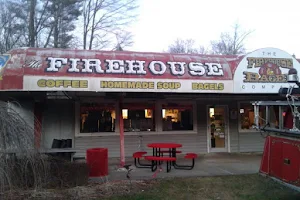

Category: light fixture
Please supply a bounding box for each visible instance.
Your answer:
[287,68,298,83]
[122,109,128,119]
[209,107,214,118]
[162,109,166,118]
[145,109,152,118]
[282,111,286,117]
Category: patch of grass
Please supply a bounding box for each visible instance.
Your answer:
[106,174,300,200]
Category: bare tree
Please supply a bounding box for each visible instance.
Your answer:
[82,0,138,50]
[0,0,54,51]
[210,23,253,55]
[28,0,37,47]
[0,0,28,53]
[30,0,53,48]
[111,31,134,51]
[168,38,208,54]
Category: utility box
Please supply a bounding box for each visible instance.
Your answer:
[260,135,300,186]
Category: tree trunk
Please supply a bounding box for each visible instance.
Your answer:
[53,11,59,48]
[29,0,36,47]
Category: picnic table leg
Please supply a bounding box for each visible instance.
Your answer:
[151,160,158,172]
[171,148,177,166]
[157,148,163,165]
[167,160,172,172]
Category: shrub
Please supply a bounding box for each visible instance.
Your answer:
[46,157,89,188]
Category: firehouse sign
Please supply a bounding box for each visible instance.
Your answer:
[233,48,300,93]
[45,57,225,76]
[14,49,234,93]
[4,47,298,93]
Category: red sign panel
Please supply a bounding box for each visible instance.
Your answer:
[0,48,242,91]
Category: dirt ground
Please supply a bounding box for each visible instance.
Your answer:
[2,174,300,200]
[1,180,153,200]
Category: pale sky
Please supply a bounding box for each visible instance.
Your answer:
[127,0,300,56]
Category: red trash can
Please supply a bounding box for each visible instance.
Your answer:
[86,148,108,177]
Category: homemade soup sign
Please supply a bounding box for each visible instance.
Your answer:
[24,56,232,93]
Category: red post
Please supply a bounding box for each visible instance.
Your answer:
[34,102,43,148]
[119,98,125,167]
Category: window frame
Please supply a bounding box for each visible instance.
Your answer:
[238,101,285,132]
[75,99,198,137]
[122,103,156,132]
[238,101,262,133]
[159,100,197,134]
[75,100,119,137]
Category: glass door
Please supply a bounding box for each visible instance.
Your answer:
[207,105,228,152]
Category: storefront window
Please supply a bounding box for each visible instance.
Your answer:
[281,105,300,129]
[122,106,155,132]
[80,103,115,133]
[239,103,300,131]
[269,105,279,128]
[162,105,193,131]
[239,103,266,130]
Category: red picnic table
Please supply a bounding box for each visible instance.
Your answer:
[147,142,182,158]
[145,143,182,172]
[132,143,197,172]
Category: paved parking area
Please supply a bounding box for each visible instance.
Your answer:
[102,153,262,181]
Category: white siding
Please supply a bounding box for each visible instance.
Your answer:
[42,101,75,148]
[239,132,265,152]
[228,102,239,152]
[39,96,269,158]
[196,101,208,153]
[74,134,205,158]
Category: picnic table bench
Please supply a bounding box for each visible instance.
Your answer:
[144,156,176,172]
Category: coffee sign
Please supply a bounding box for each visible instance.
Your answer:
[233,48,300,93]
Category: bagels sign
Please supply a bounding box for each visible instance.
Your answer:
[233,48,300,93]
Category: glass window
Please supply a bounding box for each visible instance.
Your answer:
[122,106,155,132]
[162,105,193,131]
[281,105,300,129]
[80,103,115,133]
[282,105,291,129]
[269,106,279,128]
[239,103,266,130]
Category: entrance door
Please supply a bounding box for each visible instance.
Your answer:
[207,105,228,152]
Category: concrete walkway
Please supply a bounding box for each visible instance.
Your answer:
[104,153,262,181]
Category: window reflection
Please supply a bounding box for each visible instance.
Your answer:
[123,108,155,132]
[162,106,193,131]
[80,103,115,133]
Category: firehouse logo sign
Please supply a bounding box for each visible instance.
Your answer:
[233,48,300,93]
[243,57,293,83]
[0,54,10,80]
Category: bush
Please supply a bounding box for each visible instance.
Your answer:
[0,153,49,191]
[47,157,89,188]
[0,155,89,192]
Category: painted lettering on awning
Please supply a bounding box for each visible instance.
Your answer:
[45,57,224,77]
